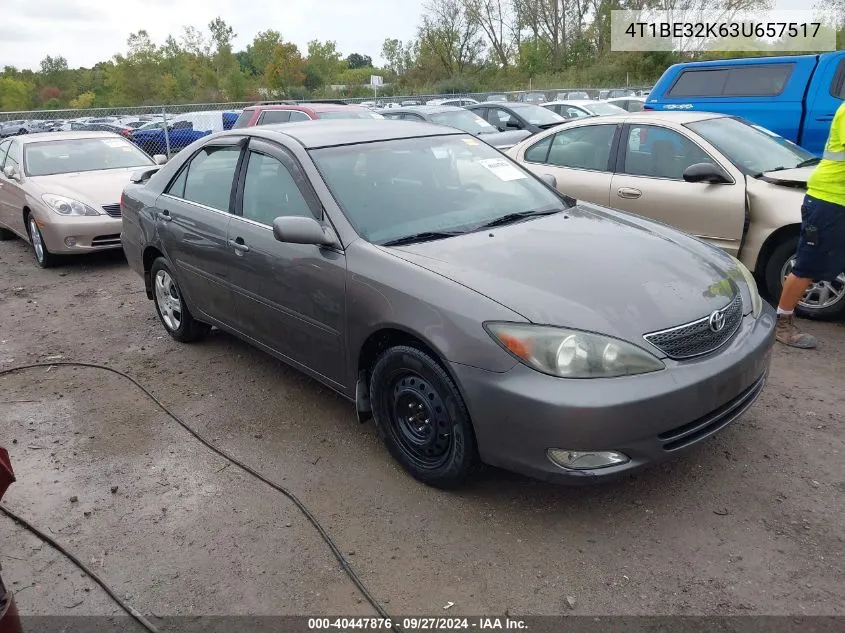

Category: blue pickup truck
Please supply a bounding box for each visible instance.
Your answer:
[644,52,845,155]
[130,110,240,157]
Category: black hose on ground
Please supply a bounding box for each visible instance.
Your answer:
[0,361,398,633]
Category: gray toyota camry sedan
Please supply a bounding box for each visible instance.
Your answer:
[121,119,775,488]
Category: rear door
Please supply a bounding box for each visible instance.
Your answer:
[804,53,845,155]
[225,138,347,387]
[517,122,617,205]
[156,138,244,323]
[609,123,746,256]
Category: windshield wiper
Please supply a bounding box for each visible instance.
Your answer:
[381,230,465,247]
[796,157,821,168]
[475,208,563,230]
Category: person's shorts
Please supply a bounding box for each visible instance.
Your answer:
[792,194,845,282]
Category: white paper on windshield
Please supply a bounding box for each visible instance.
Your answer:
[103,139,125,147]
[431,147,450,159]
[478,158,526,181]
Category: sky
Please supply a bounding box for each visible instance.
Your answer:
[1,0,424,70]
[0,0,825,72]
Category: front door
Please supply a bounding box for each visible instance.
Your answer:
[156,139,243,323]
[226,139,347,387]
[609,123,746,256]
[0,140,26,237]
[517,122,617,206]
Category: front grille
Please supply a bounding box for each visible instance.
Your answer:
[658,373,766,451]
[644,294,743,359]
[102,204,121,217]
[92,234,122,247]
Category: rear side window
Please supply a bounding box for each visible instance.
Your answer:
[667,64,794,98]
[830,58,845,98]
[168,146,242,211]
[232,110,253,129]
[288,111,311,122]
[257,110,291,125]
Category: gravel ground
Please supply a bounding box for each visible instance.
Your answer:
[1,238,843,620]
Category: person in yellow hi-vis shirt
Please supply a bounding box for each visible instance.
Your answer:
[776,100,845,349]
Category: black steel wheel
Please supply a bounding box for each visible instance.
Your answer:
[370,345,477,488]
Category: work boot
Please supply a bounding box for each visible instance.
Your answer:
[775,313,817,349]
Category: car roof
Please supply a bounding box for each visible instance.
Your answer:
[544,100,594,106]
[391,105,466,115]
[245,103,361,113]
[558,111,728,125]
[16,131,124,144]
[245,119,464,149]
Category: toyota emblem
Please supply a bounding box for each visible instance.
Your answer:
[709,309,727,333]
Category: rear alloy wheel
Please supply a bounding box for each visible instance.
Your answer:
[369,345,477,488]
[764,236,845,321]
[26,216,55,268]
[150,257,211,343]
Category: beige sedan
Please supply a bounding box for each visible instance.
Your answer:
[0,131,162,267]
[507,111,845,320]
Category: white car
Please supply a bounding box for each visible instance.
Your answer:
[425,97,479,107]
[603,96,647,112]
[542,100,627,120]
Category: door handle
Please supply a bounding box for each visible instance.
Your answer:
[228,238,250,253]
[617,187,642,199]
[817,114,834,122]
[158,210,172,222]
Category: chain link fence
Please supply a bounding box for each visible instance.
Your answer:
[0,86,650,158]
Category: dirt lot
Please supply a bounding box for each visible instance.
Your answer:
[1,237,844,621]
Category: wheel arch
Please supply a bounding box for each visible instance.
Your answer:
[753,223,801,278]
[142,245,165,299]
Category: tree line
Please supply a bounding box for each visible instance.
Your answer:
[0,0,839,112]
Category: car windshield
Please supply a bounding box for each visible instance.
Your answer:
[686,117,815,174]
[510,104,565,126]
[587,102,627,115]
[316,110,384,120]
[429,110,497,135]
[311,134,566,245]
[24,137,154,177]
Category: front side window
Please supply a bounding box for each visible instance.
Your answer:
[4,141,21,172]
[311,135,567,245]
[0,139,11,169]
[241,152,314,225]
[546,125,616,171]
[488,108,521,130]
[169,146,241,211]
[24,137,152,177]
[686,116,814,175]
[622,125,714,180]
[524,136,553,163]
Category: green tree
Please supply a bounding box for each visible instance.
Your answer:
[0,78,32,110]
[209,17,237,92]
[307,40,346,88]
[265,42,306,95]
[69,91,96,109]
[346,53,373,69]
[248,30,283,77]
[381,39,416,76]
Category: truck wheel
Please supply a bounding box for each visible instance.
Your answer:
[764,236,845,321]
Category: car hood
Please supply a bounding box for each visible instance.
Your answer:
[28,167,144,207]
[758,166,812,188]
[385,204,743,343]
[479,129,531,148]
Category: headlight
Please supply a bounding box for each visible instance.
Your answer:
[485,322,664,378]
[730,256,762,318]
[41,194,100,217]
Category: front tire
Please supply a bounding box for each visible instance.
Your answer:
[369,345,478,488]
[764,236,845,321]
[150,257,211,342]
[26,215,56,268]
[0,226,15,241]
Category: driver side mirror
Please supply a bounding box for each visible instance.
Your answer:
[683,162,730,184]
[3,165,20,181]
[272,216,337,248]
[540,173,557,189]
[153,154,168,165]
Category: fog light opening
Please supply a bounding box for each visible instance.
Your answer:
[547,449,630,471]
[64,237,77,247]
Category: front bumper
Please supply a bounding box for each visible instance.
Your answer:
[37,214,123,254]
[451,308,776,484]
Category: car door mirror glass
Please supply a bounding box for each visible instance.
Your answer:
[153,154,168,165]
[272,216,334,246]
[683,162,729,184]
[540,173,557,188]
[3,165,19,180]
